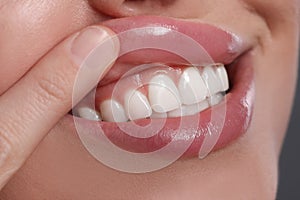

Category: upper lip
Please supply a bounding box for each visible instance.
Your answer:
[98,15,250,86]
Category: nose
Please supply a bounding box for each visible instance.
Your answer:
[88,0,176,17]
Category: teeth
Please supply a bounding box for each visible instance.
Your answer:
[76,107,102,121]
[100,99,128,122]
[178,67,208,105]
[215,65,229,91]
[208,92,225,106]
[148,74,181,113]
[168,100,210,118]
[124,90,152,120]
[77,64,230,122]
[201,65,223,95]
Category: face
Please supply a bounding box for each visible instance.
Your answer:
[0,0,299,199]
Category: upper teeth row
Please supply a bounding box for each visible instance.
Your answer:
[73,64,229,122]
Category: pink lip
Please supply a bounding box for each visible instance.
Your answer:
[99,15,248,86]
[70,16,254,158]
[102,15,245,62]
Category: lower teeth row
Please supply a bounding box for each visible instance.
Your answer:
[73,64,229,122]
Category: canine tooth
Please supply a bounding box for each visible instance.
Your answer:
[202,66,223,95]
[124,90,152,120]
[178,67,208,105]
[168,100,210,118]
[215,65,229,91]
[77,107,101,121]
[208,93,224,106]
[100,99,128,122]
[148,74,181,113]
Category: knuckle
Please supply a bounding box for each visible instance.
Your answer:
[36,74,69,104]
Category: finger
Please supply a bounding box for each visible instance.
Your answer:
[0,26,119,188]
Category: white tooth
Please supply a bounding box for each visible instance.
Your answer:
[215,65,229,91]
[208,92,225,106]
[148,74,181,113]
[168,100,210,118]
[178,67,208,105]
[124,90,152,120]
[201,66,223,95]
[150,111,168,119]
[77,107,102,121]
[100,99,128,122]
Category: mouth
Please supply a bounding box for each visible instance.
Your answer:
[69,16,254,164]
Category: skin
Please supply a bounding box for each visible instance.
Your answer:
[0,0,299,199]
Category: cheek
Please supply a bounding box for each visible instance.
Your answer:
[0,0,101,94]
[253,14,299,153]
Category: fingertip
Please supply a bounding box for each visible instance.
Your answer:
[71,25,119,64]
[70,25,120,105]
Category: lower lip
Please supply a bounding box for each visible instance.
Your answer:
[66,51,254,158]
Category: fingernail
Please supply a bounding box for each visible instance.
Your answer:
[71,26,119,104]
[71,26,119,68]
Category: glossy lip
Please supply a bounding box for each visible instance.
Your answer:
[69,15,255,158]
[98,15,249,86]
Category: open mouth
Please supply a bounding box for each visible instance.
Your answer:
[69,16,254,164]
[75,63,228,122]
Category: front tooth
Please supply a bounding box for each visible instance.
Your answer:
[148,74,181,113]
[178,67,208,105]
[168,100,210,118]
[208,92,225,106]
[215,65,229,91]
[100,99,128,122]
[76,107,102,121]
[201,65,223,95]
[124,90,152,120]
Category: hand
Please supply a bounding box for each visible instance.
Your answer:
[0,26,119,189]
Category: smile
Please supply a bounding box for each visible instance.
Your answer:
[69,15,255,161]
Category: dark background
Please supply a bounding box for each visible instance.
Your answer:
[277,53,300,199]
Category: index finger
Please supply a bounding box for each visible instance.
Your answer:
[0,26,119,188]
